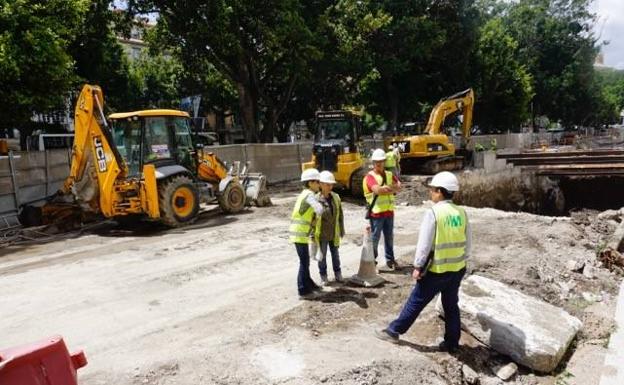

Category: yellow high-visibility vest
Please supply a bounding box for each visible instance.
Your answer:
[429,203,467,273]
[289,189,315,244]
[362,171,395,214]
[385,151,396,168]
[314,191,342,247]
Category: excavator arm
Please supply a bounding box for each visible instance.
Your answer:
[425,88,474,138]
[61,85,127,217]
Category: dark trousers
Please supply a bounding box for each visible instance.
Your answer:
[318,241,341,277]
[387,268,466,347]
[369,216,395,262]
[295,243,318,295]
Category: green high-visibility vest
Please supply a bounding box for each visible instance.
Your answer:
[429,203,467,273]
[289,189,315,244]
[314,191,342,247]
[385,151,396,168]
[362,171,395,214]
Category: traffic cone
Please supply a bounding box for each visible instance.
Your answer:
[349,229,385,287]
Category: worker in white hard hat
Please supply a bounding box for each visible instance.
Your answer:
[363,148,402,270]
[314,171,345,285]
[290,168,325,300]
[376,171,471,353]
[385,145,399,177]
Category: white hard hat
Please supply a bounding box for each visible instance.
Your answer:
[371,148,386,161]
[301,168,320,182]
[429,171,460,192]
[319,170,336,184]
[388,145,393,150]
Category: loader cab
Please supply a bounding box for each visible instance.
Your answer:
[109,110,196,176]
[312,111,361,171]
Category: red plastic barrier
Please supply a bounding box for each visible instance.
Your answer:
[0,335,87,385]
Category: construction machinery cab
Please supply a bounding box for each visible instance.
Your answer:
[109,110,197,177]
[312,111,361,169]
[303,110,365,196]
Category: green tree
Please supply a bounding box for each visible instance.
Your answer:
[593,67,624,125]
[127,52,183,109]
[0,0,88,145]
[359,0,479,130]
[471,18,533,132]
[505,0,599,127]
[131,0,321,142]
[279,0,390,141]
[68,0,135,112]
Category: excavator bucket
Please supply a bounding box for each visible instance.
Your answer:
[228,161,271,207]
[242,173,270,206]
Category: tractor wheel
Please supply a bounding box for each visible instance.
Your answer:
[218,180,246,213]
[158,175,200,227]
[350,168,366,198]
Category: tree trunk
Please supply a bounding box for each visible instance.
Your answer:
[261,107,278,143]
[275,120,290,143]
[214,109,226,144]
[236,81,260,143]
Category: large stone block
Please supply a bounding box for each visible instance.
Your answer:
[439,275,582,372]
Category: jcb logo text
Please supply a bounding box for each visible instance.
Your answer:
[94,136,107,172]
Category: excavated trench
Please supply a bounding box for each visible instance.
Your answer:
[453,170,624,216]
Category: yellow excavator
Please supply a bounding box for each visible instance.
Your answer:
[301,110,366,197]
[21,84,269,227]
[386,88,475,174]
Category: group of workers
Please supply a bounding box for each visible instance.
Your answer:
[289,146,471,353]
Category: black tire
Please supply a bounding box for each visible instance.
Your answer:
[158,175,200,227]
[350,168,366,198]
[218,181,246,213]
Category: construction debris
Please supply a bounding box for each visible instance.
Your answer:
[492,362,518,381]
[440,275,582,372]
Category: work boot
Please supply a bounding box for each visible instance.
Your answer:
[299,291,323,300]
[335,272,344,283]
[386,259,400,270]
[374,329,399,344]
[320,275,330,286]
[437,341,459,354]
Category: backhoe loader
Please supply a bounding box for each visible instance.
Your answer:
[301,110,366,197]
[21,84,269,227]
[386,88,475,174]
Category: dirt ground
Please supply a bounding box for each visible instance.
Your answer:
[1,176,622,385]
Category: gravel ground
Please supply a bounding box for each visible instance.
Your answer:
[0,180,621,385]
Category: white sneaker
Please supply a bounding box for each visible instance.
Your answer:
[320,276,330,286]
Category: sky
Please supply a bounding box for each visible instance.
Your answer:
[593,0,624,69]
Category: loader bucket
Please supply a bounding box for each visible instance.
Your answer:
[242,173,271,207]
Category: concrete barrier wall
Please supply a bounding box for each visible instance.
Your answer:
[0,132,569,224]
[0,150,71,225]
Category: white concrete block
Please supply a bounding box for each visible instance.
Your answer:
[439,274,582,372]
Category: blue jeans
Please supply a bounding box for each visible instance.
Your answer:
[387,268,466,347]
[317,241,341,277]
[369,216,395,262]
[295,243,318,295]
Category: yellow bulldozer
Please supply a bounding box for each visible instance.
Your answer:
[386,88,475,174]
[301,110,366,197]
[20,84,269,228]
